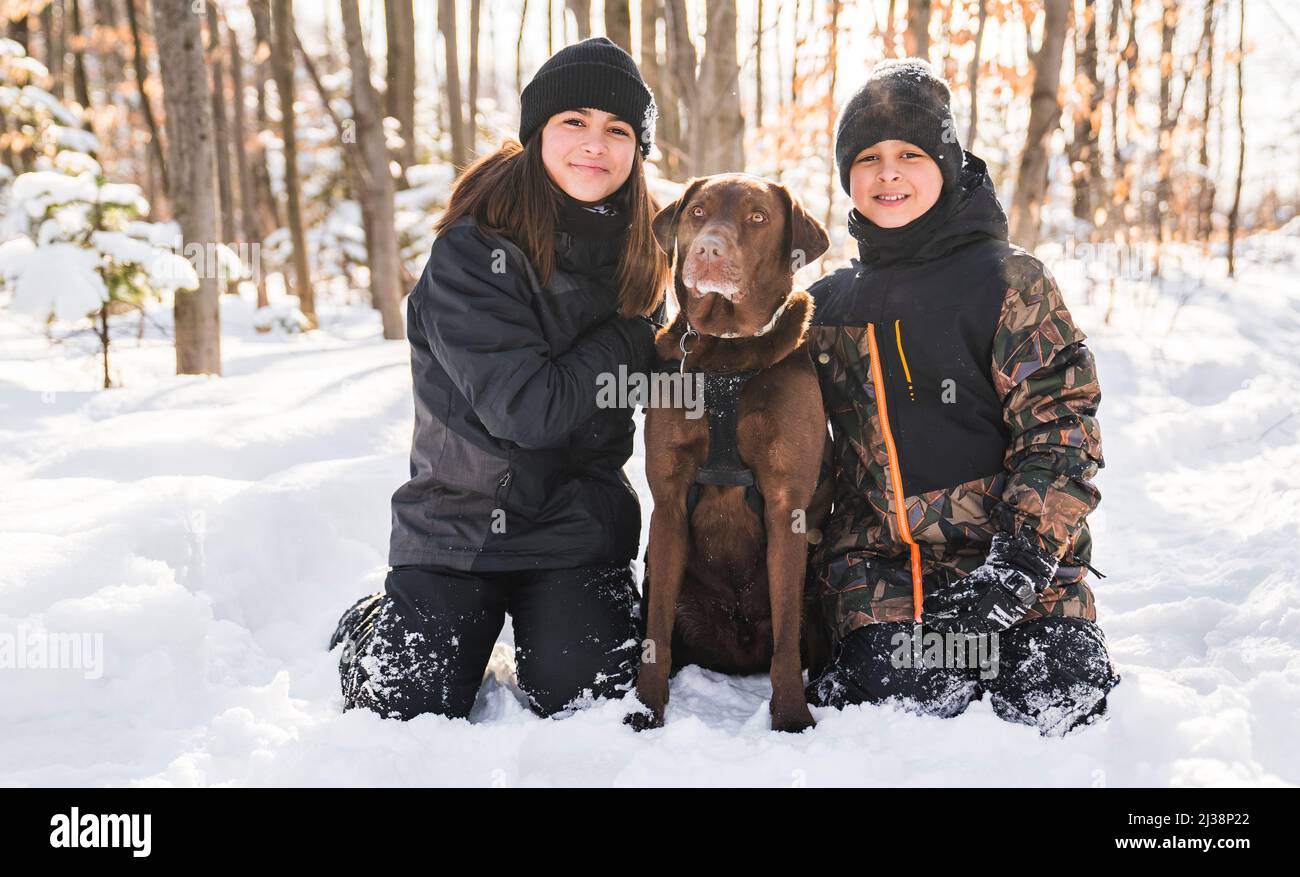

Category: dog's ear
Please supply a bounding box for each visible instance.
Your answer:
[774,183,830,273]
[652,178,706,257]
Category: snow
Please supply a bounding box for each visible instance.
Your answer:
[1,231,1298,787]
[4,242,106,321]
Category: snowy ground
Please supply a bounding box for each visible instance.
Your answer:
[1,232,1298,787]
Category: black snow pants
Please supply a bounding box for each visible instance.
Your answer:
[330,560,641,720]
[805,616,1121,736]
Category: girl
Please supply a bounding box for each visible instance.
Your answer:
[331,38,670,720]
[803,59,1121,735]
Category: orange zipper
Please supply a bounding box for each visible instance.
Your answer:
[866,323,924,622]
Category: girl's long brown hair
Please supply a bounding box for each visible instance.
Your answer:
[433,130,669,318]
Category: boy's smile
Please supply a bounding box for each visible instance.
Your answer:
[849,140,944,228]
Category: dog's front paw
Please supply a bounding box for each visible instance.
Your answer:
[771,704,816,734]
[623,708,665,732]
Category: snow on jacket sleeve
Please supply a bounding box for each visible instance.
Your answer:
[413,224,655,450]
[990,253,1104,561]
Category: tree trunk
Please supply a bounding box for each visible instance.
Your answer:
[1226,0,1245,277]
[227,11,265,306]
[7,10,28,49]
[693,0,743,176]
[904,0,931,61]
[754,0,763,130]
[1104,0,1122,232]
[663,0,696,179]
[249,0,280,258]
[468,0,480,157]
[824,0,841,235]
[341,0,405,340]
[967,0,988,149]
[41,0,65,100]
[271,0,315,325]
[126,0,169,199]
[566,0,591,40]
[884,0,897,57]
[439,0,467,168]
[152,0,222,375]
[93,0,126,120]
[515,0,530,95]
[1153,0,1180,250]
[385,0,417,176]
[1008,0,1069,252]
[1116,0,1140,227]
[605,0,631,53]
[640,0,679,176]
[1197,0,1218,241]
[206,2,236,252]
[69,0,92,127]
[1069,0,1101,227]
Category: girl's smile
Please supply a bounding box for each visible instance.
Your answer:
[541,108,635,202]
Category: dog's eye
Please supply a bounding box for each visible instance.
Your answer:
[689,205,704,217]
[748,211,767,224]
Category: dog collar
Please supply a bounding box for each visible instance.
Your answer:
[716,298,790,339]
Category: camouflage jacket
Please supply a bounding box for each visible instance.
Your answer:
[806,156,1104,638]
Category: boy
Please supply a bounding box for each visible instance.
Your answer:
[804,59,1120,735]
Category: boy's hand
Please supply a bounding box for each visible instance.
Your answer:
[923,530,1059,635]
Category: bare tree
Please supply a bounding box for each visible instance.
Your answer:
[1069,0,1102,227]
[1008,0,1069,251]
[904,0,931,60]
[1197,0,1218,241]
[40,0,64,99]
[439,0,467,168]
[605,0,631,52]
[468,0,480,156]
[824,0,842,233]
[692,1,744,176]
[152,0,221,375]
[249,0,280,251]
[385,0,417,176]
[662,0,696,178]
[225,8,266,308]
[69,0,92,126]
[1153,0,1180,249]
[1226,0,1245,277]
[566,0,591,40]
[754,0,764,130]
[126,0,169,199]
[206,2,236,252]
[340,0,405,340]
[271,0,315,325]
[966,0,988,149]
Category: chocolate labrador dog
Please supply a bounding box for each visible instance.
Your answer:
[628,174,832,733]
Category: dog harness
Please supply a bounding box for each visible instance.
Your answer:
[661,321,774,521]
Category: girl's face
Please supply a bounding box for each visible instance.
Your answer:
[849,140,944,228]
[540,107,636,204]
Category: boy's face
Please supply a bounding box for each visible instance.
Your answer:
[540,107,636,204]
[849,140,944,228]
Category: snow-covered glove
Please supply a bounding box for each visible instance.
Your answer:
[922,529,1059,635]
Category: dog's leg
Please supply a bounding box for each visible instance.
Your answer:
[626,496,690,731]
[764,488,818,733]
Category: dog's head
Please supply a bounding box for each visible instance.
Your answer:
[652,174,828,338]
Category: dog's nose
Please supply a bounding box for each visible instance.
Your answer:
[693,236,725,260]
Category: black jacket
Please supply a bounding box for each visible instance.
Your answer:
[388,214,658,571]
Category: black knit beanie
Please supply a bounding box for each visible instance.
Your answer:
[519,37,658,158]
[834,58,963,195]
